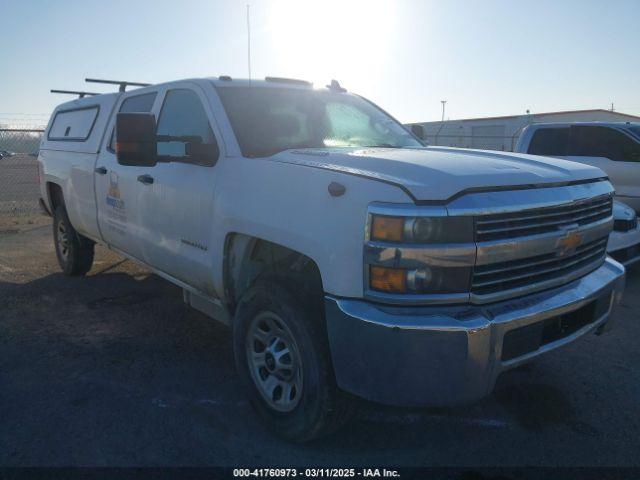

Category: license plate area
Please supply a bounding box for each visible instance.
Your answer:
[501,292,611,362]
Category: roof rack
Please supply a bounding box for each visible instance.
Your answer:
[265,76,312,87]
[50,89,100,98]
[85,78,151,92]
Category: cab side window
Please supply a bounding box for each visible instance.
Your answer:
[109,92,157,151]
[569,126,640,162]
[528,128,570,155]
[156,89,218,165]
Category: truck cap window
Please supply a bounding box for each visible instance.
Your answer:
[48,106,99,141]
[109,92,157,150]
[216,86,421,158]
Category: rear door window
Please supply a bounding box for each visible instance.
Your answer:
[109,92,157,150]
[48,106,99,141]
[527,128,570,155]
[569,126,640,162]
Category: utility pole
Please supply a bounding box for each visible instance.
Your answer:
[611,102,615,112]
[246,4,252,81]
[441,100,447,122]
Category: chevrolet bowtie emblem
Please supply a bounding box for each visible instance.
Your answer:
[557,230,582,255]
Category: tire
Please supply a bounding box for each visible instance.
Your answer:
[233,276,352,442]
[53,205,95,276]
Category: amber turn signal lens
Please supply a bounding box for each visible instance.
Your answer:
[371,215,404,242]
[370,266,407,293]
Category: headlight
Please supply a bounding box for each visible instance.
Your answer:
[366,213,474,297]
[370,214,474,244]
[369,265,471,294]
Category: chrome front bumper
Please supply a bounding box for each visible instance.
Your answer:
[325,257,625,407]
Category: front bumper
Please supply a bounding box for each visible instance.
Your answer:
[325,258,625,407]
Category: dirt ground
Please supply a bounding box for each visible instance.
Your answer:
[1,214,639,467]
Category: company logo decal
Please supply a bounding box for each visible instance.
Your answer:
[105,171,127,234]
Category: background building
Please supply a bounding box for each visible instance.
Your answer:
[407,109,640,151]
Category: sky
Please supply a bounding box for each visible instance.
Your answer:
[1,0,639,127]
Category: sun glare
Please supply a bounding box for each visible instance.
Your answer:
[268,0,396,89]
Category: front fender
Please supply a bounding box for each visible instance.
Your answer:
[210,156,413,300]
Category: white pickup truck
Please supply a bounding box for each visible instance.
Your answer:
[38,77,625,442]
[515,122,640,211]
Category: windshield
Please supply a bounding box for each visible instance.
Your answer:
[216,86,422,158]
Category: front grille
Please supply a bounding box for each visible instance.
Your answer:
[475,195,613,242]
[472,237,608,296]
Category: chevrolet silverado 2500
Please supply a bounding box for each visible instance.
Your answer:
[38,77,625,442]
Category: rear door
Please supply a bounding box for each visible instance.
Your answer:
[135,84,221,295]
[95,91,159,259]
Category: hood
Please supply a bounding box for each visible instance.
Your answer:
[269,146,606,202]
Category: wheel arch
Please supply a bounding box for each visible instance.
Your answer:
[223,232,324,315]
[46,181,65,212]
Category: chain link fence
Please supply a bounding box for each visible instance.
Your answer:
[0,128,44,216]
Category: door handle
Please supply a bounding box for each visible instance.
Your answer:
[137,174,154,185]
[94,166,107,175]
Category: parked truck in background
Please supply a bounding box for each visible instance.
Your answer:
[515,122,640,211]
[38,77,625,442]
[608,200,640,266]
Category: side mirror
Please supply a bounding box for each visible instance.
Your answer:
[116,113,157,167]
[185,141,219,166]
[411,124,425,140]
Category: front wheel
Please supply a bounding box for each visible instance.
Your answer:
[53,206,95,276]
[233,277,352,442]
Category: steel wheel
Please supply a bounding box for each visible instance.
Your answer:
[56,221,70,261]
[246,311,303,412]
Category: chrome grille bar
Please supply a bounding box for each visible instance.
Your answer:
[476,195,612,242]
[472,238,608,295]
[473,238,608,278]
[477,206,611,236]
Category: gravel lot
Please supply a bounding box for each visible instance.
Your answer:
[0,214,639,467]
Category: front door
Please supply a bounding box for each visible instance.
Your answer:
[136,84,221,296]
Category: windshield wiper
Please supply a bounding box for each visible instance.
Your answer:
[364,143,404,148]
